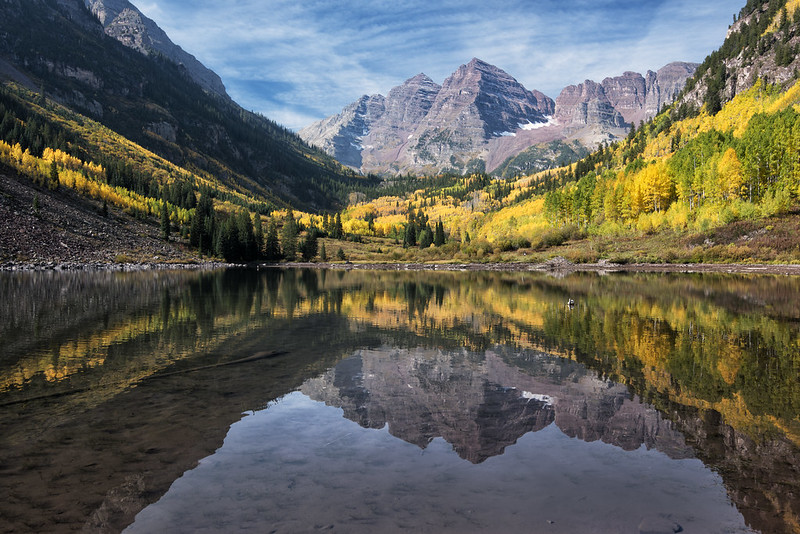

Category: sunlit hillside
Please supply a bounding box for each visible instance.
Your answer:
[329,78,800,264]
[0,83,276,221]
[325,0,800,265]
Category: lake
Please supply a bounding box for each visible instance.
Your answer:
[0,267,798,533]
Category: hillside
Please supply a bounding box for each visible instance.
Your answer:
[0,165,196,266]
[84,0,229,99]
[681,0,800,113]
[0,80,294,265]
[0,0,383,265]
[0,0,372,213]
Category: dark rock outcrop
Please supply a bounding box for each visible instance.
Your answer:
[298,94,386,169]
[556,62,698,128]
[600,71,648,124]
[84,0,228,98]
[645,62,698,118]
[555,79,626,128]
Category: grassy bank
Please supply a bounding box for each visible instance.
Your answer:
[313,210,800,266]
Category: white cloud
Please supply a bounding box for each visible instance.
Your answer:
[131,0,745,130]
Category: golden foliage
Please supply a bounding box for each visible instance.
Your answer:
[764,0,800,34]
[0,140,191,225]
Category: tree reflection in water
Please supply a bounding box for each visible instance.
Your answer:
[0,268,797,533]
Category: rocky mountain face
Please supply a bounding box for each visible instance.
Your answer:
[299,73,447,172]
[404,59,554,174]
[84,0,228,98]
[587,62,698,126]
[301,58,557,176]
[302,59,696,176]
[680,0,800,114]
[298,94,387,169]
[643,62,700,118]
[555,79,626,128]
[360,74,441,171]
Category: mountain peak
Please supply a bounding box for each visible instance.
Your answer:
[467,57,491,67]
[458,57,511,79]
[397,73,439,91]
[408,73,434,83]
[301,59,555,175]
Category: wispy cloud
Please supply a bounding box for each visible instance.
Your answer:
[133,0,743,130]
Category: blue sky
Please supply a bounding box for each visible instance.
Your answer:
[135,0,744,130]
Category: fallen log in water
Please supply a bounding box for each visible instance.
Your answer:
[0,350,289,407]
[142,350,289,380]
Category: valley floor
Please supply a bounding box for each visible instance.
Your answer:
[3,165,799,275]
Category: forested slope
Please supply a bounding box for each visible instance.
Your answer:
[0,0,374,213]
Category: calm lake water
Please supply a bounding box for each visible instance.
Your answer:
[0,267,798,533]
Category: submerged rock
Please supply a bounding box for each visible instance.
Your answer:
[638,515,683,534]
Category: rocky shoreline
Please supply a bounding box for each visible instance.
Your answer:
[0,260,230,272]
[4,256,800,275]
[270,257,800,276]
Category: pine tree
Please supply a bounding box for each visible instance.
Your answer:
[191,192,215,256]
[403,221,417,247]
[418,225,433,248]
[626,122,636,142]
[264,218,281,260]
[320,242,328,262]
[253,213,264,259]
[236,210,256,261]
[281,209,299,261]
[215,217,238,261]
[300,229,319,261]
[434,219,445,246]
[48,160,58,190]
[161,201,170,241]
[333,212,344,239]
[190,210,202,250]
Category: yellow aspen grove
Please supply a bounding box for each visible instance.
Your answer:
[625,173,645,220]
[716,148,744,201]
[639,161,673,212]
[10,142,23,163]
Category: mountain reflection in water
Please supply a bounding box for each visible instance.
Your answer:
[302,348,693,464]
[0,268,797,533]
